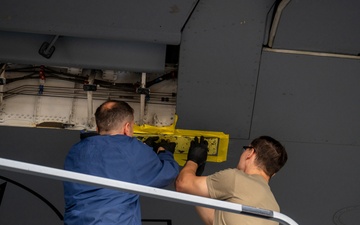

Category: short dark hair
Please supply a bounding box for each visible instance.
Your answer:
[95,100,134,133]
[251,136,288,177]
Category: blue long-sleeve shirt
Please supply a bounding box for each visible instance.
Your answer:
[63,135,179,225]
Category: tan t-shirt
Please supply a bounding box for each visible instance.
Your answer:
[207,168,279,225]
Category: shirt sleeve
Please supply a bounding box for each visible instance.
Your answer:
[206,168,237,200]
[129,138,179,188]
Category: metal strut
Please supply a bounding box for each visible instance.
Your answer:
[0,157,298,225]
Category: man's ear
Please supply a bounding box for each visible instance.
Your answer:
[123,122,133,136]
[246,149,256,159]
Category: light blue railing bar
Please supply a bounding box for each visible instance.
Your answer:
[0,157,298,225]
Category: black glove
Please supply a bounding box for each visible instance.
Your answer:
[187,136,208,166]
[196,163,206,176]
[144,136,159,147]
[144,136,160,153]
[158,139,176,154]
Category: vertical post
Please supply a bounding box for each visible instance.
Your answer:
[0,64,5,105]
[86,71,95,129]
[139,72,146,125]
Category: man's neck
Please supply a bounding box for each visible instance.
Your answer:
[245,167,270,183]
[99,130,124,136]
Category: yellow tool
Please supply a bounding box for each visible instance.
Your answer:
[134,115,229,166]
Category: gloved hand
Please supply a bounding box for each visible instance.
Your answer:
[144,136,159,147]
[158,139,176,154]
[144,136,160,153]
[187,136,208,168]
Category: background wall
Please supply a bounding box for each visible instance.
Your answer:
[1,0,360,225]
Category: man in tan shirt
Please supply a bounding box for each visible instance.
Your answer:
[176,136,288,225]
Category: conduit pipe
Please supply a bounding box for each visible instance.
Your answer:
[263,47,360,60]
[268,0,291,48]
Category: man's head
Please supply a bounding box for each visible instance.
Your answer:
[95,100,134,136]
[250,136,287,177]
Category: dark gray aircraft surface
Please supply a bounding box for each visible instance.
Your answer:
[0,1,360,224]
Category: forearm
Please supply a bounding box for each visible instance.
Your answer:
[196,206,214,225]
[175,161,209,197]
[175,160,197,191]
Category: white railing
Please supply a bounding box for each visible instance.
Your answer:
[0,157,298,225]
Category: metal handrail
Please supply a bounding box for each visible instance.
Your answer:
[0,157,298,225]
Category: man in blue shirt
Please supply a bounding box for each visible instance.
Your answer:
[64,100,179,225]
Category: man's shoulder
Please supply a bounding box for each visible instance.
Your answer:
[208,168,238,180]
